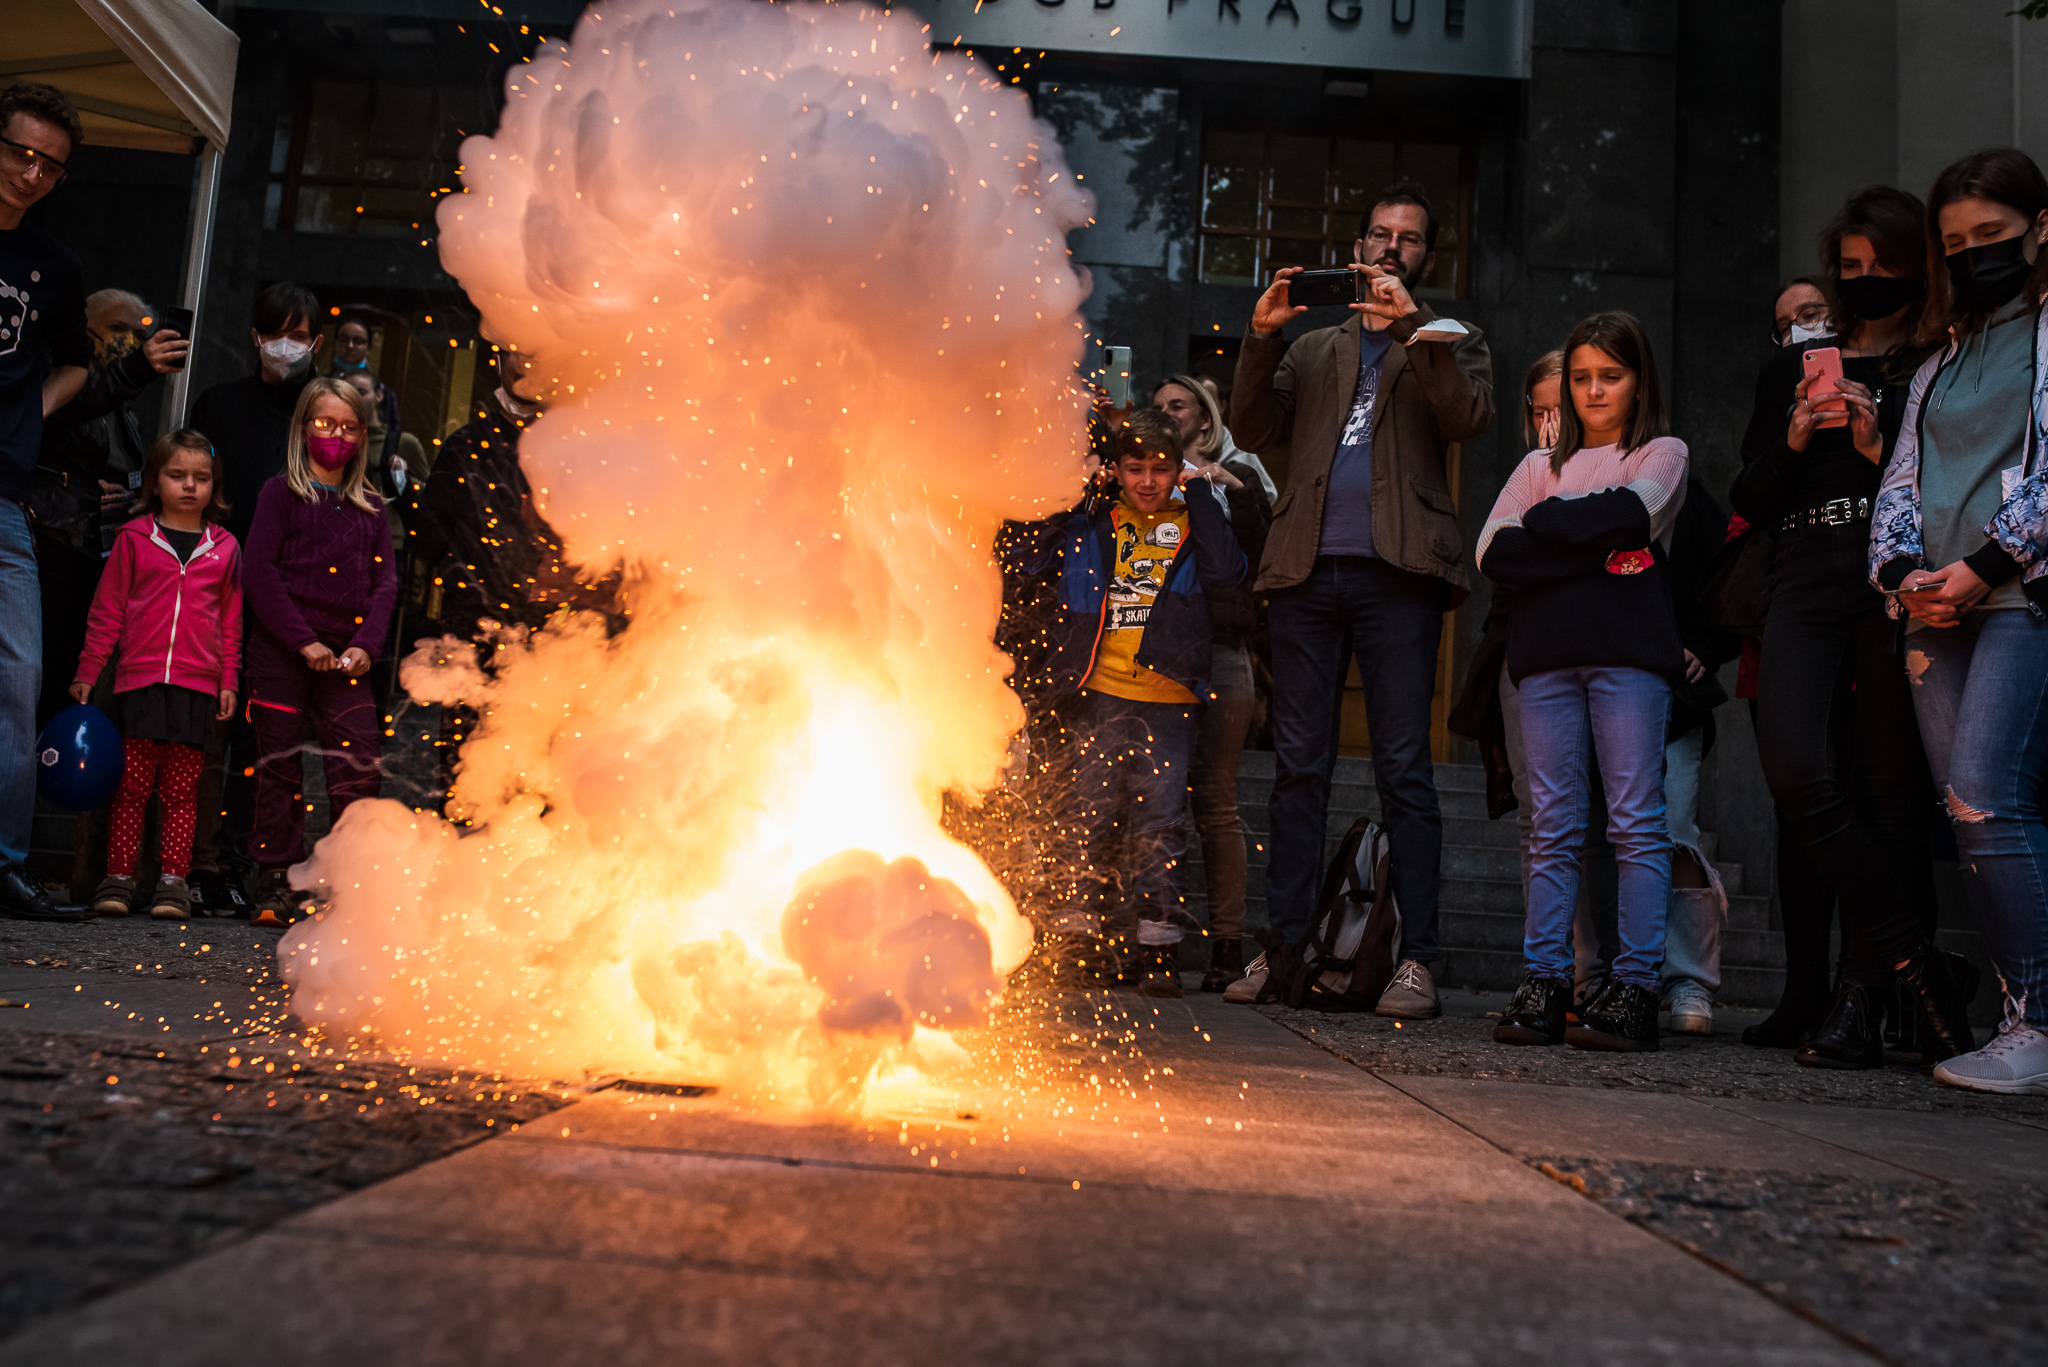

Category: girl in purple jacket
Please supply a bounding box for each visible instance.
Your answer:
[242,377,398,926]
[73,431,242,921]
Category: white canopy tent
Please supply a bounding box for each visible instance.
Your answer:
[5,0,238,422]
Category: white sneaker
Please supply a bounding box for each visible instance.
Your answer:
[1663,979,1714,1035]
[1932,1011,2048,1095]
[1222,954,1268,1004]
[1374,959,1441,1019]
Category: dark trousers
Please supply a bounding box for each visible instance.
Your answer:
[1265,555,1448,956]
[34,536,99,728]
[245,631,382,869]
[1045,690,1200,946]
[1755,523,1935,976]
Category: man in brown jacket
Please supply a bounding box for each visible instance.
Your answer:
[1228,181,1493,1018]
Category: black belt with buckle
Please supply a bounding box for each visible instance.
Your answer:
[1779,497,1870,533]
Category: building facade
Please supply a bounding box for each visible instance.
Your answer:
[38,0,1903,949]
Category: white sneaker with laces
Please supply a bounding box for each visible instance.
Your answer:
[1374,959,1441,1019]
[1932,1006,2048,1095]
[1663,979,1714,1035]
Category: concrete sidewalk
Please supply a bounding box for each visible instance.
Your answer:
[3,993,1877,1367]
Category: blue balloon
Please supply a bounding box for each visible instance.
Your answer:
[36,704,125,811]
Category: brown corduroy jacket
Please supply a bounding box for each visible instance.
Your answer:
[1228,304,1494,606]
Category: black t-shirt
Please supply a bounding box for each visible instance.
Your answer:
[156,520,202,563]
[189,370,312,546]
[1732,339,1911,525]
[0,222,90,502]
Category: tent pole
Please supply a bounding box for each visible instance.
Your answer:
[164,139,225,433]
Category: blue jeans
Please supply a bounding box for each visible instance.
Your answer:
[1266,556,1447,956]
[1047,690,1199,946]
[0,502,41,869]
[1519,666,1672,990]
[1903,611,2048,1027]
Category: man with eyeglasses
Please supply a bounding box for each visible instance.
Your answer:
[0,83,92,921]
[1227,179,1494,1017]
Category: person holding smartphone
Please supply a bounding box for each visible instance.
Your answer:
[1731,185,1942,1067]
[1228,179,1494,1019]
[1870,148,2048,1094]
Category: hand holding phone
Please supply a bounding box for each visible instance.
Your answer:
[145,306,194,374]
[1102,345,1132,408]
[1286,269,1364,309]
[1801,346,1847,429]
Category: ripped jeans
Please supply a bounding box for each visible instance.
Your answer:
[1905,609,2048,1027]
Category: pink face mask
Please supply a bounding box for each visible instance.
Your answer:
[308,434,356,470]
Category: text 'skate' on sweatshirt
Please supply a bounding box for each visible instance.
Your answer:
[1086,498,1199,705]
[1476,436,1691,684]
[243,476,400,657]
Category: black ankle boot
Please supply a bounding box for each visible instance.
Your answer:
[1897,943,1977,1065]
[1795,974,1884,1069]
[1137,944,1184,999]
[1200,937,1244,993]
[1494,973,1572,1046]
[1566,980,1661,1052]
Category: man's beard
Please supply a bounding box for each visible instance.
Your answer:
[1376,250,1422,290]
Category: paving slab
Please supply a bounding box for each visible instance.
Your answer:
[1387,1074,1916,1178]
[0,965,280,1044]
[1706,1096,2048,1186]
[2,995,1867,1367]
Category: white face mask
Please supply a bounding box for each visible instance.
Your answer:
[259,336,314,378]
[1784,321,1830,348]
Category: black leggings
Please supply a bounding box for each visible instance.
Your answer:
[1755,523,1936,974]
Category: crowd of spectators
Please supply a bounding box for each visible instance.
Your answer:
[4,77,2044,1096]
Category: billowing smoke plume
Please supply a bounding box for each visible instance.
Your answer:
[279,0,1096,1111]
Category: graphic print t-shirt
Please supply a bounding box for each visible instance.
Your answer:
[0,222,90,502]
[1318,325,1396,558]
[1084,496,1198,704]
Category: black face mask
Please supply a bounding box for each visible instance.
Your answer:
[1945,234,2036,314]
[1834,273,1922,322]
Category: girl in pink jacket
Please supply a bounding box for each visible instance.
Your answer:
[71,431,242,921]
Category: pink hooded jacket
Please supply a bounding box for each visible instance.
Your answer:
[75,516,244,697]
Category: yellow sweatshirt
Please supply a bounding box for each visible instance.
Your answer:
[1084,496,1198,705]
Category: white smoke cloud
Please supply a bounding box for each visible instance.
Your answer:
[279,0,1097,1112]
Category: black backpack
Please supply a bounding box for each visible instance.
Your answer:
[1265,815,1402,1012]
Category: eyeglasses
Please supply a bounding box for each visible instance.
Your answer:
[0,137,69,185]
[1773,302,1830,341]
[308,417,365,437]
[1364,227,1426,252]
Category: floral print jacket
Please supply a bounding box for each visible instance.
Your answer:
[1868,297,2048,617]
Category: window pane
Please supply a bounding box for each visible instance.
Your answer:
[1268,237,1326,271]
[294,185,350,236]
[1200,234,1257,286]
[1332,139,1398,207]
[1394,142,1461,248]
[1269,135,1324,203]
[1203,130,1262,230]
[301,82,368,179]
[1269,206,1324,237]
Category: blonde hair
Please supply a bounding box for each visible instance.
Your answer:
[1520,349,1564,449]
[285,376,379,512]
[1155,374,1227,461]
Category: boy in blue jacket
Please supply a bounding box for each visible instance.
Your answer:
[1002,409,1247,996]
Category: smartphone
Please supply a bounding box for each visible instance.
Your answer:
[158,306,195,370]
[1287,268,1363,308]
[1894,579,1948,596]
[1103,345,1132,408]
[1801,346,1847,429]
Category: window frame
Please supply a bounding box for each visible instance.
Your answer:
[1197,129,1474,299]
[267,80,478,239]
